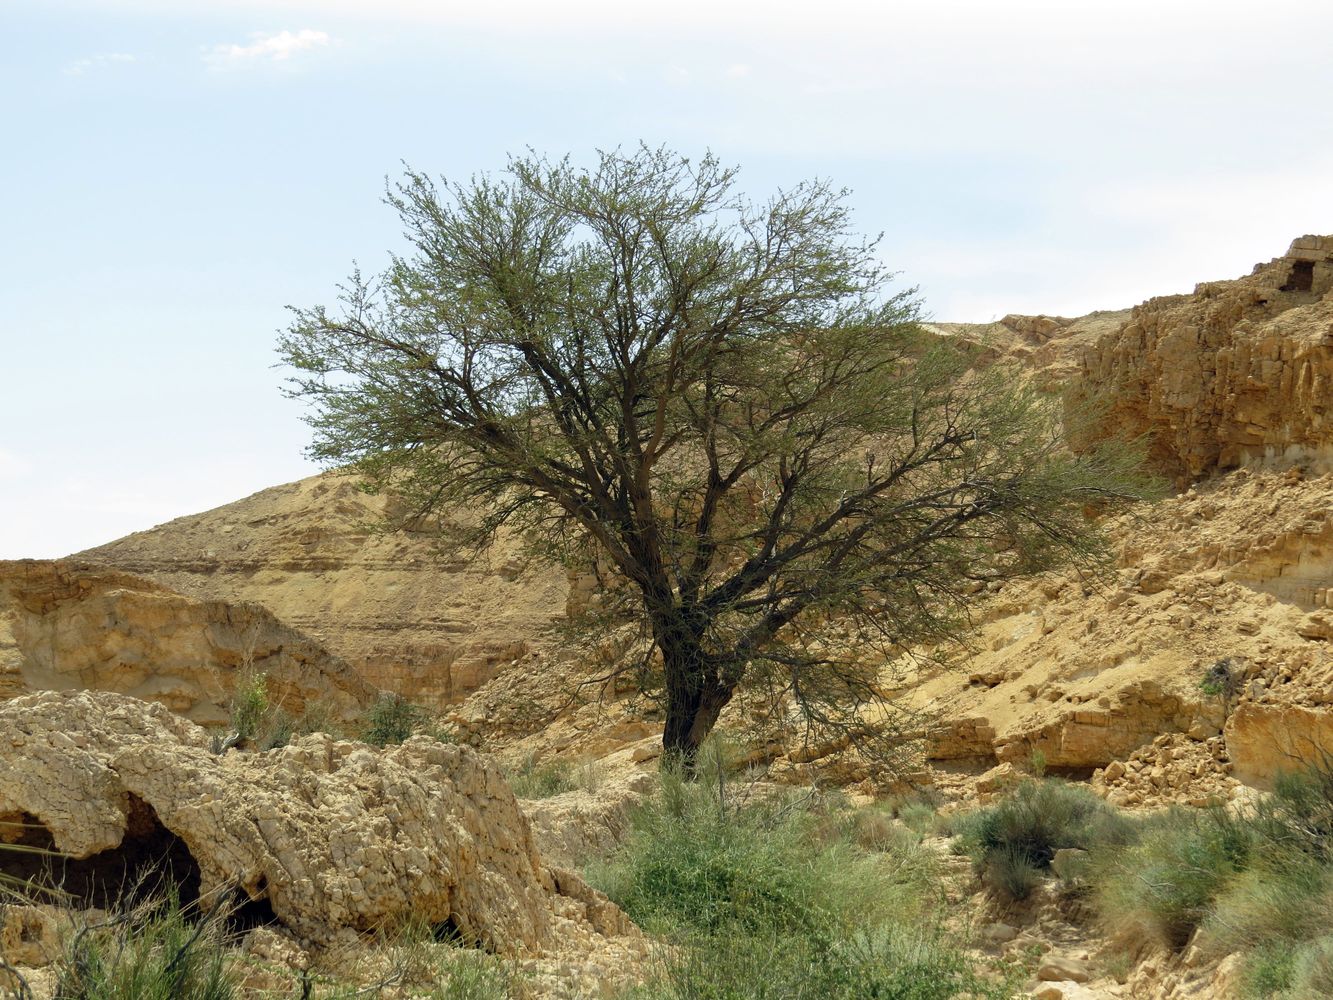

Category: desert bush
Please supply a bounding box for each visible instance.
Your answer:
[643,924,1016,1000]
[986,845,1043,902]
[228,671,269,745]
[506,756,577,800]
[54,895,235,1000]
[957,779,1133,897]
[1095,806,1252,948]
[361,693,427,746]
[589,770,934,940]
[1241,941,1298,999]
[1284,936,1333,999]
[590,767,1012,999]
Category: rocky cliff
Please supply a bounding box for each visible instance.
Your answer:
[0,559,375,725]
[1069,235,1333,484]
[77,473,572,708]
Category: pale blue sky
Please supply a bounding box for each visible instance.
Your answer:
[3,0,1332,558]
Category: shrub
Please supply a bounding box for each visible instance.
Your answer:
[1241,941,1297,999]
[1285,937,1333,999]
[957,779,1133,896]
[506,756,577,799]
[649,925,1017,1000]
[55,895,235,1000]
[597,770,1015,1000]
[588,771,936,941]
[987,845,1043,902]
[229,672,269,744]
[1095,806,1252,948]
[362,693,426,746]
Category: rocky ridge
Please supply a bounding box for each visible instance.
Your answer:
[1069,234,1333,484]
[0,559,375,726]
[77,474,574,709]
[0,690,645,993]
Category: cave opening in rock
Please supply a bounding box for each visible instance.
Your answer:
[430,915,489,951]
[1280,259,1315,292]
[0,796,276,934]
[0,796,200,910]
[1044,764,1097,781]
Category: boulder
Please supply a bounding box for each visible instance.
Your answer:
[0,690,640,958]
[1226,701,1333,789]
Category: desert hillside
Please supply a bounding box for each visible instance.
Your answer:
[77,474,573,707]
[55,235,1333,783]
[3,235,1331,1000]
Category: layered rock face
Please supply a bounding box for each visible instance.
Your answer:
[0,689,641,963]
[1070,235,1333,484]
[0,559,374,725]
[78,474,571,708]
[909,468,1333,779]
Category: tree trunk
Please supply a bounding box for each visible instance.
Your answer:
[660,656,735,773]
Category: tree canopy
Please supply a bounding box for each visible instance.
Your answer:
[280,146,1152,767]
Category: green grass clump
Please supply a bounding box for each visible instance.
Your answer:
[1086,754,1333,993]
[55,896,235,1000]
[955,778,1133,898]
[228,671,270,745]
[1095,806,1252,948]
[506,755,579,799]
[590,764,1015,1000]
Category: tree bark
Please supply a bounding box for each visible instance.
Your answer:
[659,635,736,772]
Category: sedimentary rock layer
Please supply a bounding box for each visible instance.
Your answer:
[0,559,374,725]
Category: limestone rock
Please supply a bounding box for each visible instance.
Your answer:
[1031,984,1097,1000]
[0,905,60,967]
[0,690,641,959]
[76,473,571,708]
[1037,954,1092,982]
[1226,702,1333,789]
[1069,236,1333,484]
[1092,734,1239,809]
[521,770,655,870]
[0,559,375,726]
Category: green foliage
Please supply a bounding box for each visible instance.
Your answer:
[641,925,1017,1000]
[280,144,1157,763]
[506,755,578,799]
[54,896,235,1000]
[228,671,269,744]
[1285,937,1333,999]
[1242,942,1297,998]
[1091,755,1333,976]
[590,769,1014,999]
[956,779,1133,898]
[422,955,515,1000]
[1095,806,1252,947]
[1199,658,1241,704]
[361,693,427,746]
[987,846,1043,901]
[219,673,335,751]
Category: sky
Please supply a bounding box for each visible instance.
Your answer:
[3,0,1333,559]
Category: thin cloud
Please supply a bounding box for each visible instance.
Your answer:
[205,29,331,68]
[64,53,135,76]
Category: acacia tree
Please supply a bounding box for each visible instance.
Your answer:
[280,146,1150,766]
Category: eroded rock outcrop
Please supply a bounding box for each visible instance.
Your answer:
[1070,235,1333,484]
[905,470,1333,778]
[0,560,375,725]
[0,690,642,964]
[77,474,571,708]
